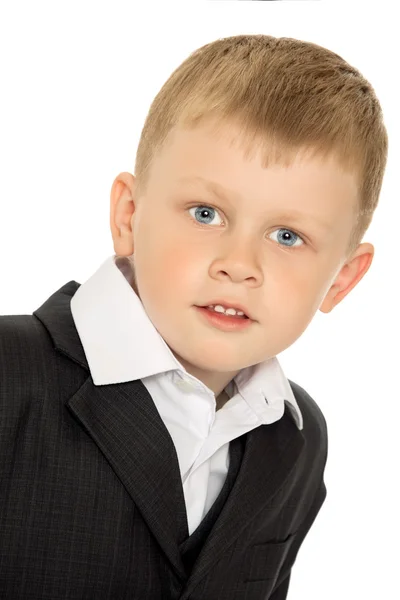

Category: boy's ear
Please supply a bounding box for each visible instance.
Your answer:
[109,172,137,256]
[319,243,374,313]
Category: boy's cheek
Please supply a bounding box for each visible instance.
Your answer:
[159,246,203,280]
[136,247,200,300]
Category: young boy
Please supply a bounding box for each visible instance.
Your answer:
[0,34,388,600]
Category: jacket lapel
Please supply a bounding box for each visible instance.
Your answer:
[66,376,189,581]
[33,282,306,588]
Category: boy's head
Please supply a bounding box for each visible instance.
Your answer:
[109,34,388,397]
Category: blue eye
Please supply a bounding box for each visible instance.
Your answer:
[187,205,305,249]
[268,228,304,248]
[189,205,222,226]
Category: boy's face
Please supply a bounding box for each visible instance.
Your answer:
[110,119,373,398]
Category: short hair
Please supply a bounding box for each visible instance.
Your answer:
[134,34,388,258]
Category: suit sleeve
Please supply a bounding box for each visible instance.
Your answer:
[269,479,327,599]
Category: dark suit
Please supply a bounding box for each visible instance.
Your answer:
[0,280,328,599]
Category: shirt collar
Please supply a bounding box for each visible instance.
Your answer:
[70,255,303,429]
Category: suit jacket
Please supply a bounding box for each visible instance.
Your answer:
[0,281,328,599]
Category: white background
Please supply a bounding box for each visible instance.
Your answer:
[0,1,398,598]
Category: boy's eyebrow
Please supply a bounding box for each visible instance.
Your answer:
[177,176,332,231]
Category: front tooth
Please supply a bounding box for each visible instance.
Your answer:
[214,305,227,314]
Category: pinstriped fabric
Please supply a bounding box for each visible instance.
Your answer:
[0,316,166,598]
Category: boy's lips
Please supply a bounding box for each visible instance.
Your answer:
[196,299,255,321]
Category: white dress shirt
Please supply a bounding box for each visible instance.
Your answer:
[70,255,303,535]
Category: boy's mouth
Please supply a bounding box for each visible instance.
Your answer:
[195,299,254,321]
[200,305,248,319]
[194,306,255,331]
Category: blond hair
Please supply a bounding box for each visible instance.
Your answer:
[135,34,388,258]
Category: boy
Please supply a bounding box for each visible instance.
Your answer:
[0,34,388,599]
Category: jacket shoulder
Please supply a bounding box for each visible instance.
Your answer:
[0,313,54,360]
[289,379,328,439]
[0,314,61,416]
[288,379,329,483]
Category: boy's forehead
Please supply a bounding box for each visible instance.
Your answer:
[162,120,356,181]
[158,126,358,200]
